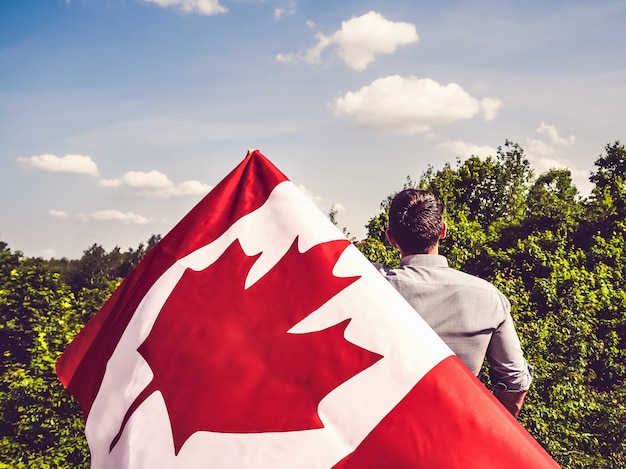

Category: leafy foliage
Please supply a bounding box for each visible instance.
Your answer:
[357,140,626,468]
[0,252,89,468]
[0,239,157,468]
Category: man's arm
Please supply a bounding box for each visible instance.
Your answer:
[493,389,527,418]
[487,297,533,418]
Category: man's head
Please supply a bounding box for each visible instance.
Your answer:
[386,189,445,255]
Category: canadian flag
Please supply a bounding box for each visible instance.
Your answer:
[56,150,560,468]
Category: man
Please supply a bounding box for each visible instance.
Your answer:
[378,189,533,417]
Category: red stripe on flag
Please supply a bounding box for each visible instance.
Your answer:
[333,356,560,469]
[55,150,288,419]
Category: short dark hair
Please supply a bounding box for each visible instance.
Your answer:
[387,189,443,254]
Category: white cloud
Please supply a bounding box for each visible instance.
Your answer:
[437,141,498,158]
[48,209,70,219]
[527,138,557,157]
[139,180,213,198]
[142,0,227,15]
[17,154,99,176]
[279,11,418,70]
[524,134,592,195]
[123,170,173,188]
[275,52,295,63]
[100,169,212,198]
[98,178,122,187]
[79,210,150,224]
[173,180,213,195]
[297,184,324,206]
[333,75,502,134]
[524,145,586,186]
[481,97,503,121]
[274,2,295,20]
[524,123,577,176]
[537,121,576,145]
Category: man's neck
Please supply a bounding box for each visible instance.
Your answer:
[400,245,439,257]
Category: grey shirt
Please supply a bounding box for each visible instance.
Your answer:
[379,254,532,391]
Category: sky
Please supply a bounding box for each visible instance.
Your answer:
[1,0,625,260]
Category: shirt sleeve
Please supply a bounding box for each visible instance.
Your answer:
[486,299,533,392]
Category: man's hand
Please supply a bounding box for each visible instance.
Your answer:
[493,390,527,418]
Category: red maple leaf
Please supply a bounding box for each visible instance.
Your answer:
[111,237,383,454]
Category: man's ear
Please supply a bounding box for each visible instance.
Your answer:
[439,222,447,240]
[386,229,398,248]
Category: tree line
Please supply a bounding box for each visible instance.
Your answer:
[2,141,625,468]
[0,236,160,468]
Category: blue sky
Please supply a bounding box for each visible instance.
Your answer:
[2,0,625,259]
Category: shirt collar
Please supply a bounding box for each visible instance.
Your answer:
[400,254,449,268]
